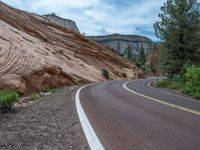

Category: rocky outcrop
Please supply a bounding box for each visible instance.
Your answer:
[0,2,143,94]
[43,13,80,33]
[87,34,153,55]
[144,47,161,75]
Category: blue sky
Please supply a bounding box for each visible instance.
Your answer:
[2,0,166,41]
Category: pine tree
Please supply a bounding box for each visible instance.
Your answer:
[125,45,133,60]
[138,46,146,66]
[154,0,200,77]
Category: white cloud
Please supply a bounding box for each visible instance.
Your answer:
[1,0,167,40]
[31,0,100,10]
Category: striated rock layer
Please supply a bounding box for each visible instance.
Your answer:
[87,34,153,55]
[0,2,143,94]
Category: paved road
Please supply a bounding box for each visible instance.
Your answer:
[79,78,200,150]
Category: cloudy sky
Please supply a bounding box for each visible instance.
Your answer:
[2,0,166,41]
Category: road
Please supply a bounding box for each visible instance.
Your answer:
[78,78,200,150]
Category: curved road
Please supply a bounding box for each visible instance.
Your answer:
[78,78,200,150]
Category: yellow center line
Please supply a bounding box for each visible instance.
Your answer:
[122,82,200,116]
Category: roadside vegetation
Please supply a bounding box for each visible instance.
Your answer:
[184,66,200,99]
[0,87,58,114]
[157,65,200,100]
[157,79,184,91]
[154,0,200,100]
[0,90,19,113]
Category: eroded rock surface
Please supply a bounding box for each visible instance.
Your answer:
[0,2,143,94]
[144,48,161,75]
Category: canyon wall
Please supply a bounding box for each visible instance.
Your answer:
[87,34,153,55]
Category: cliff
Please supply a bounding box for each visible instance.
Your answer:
[0,2,143,94]
[43,13,80,33]
[87,34,153,55]
[144,46,161,75]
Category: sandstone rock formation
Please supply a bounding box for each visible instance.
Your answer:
[144,47,161,75]
[0,2,143,94]
[43,13,80,33]
[87,34,153,55]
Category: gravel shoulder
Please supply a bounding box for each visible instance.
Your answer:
[0,86,89,150]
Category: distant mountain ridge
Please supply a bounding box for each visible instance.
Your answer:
[43,13,80,33]
[87,34,153,55]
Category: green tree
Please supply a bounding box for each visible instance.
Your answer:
[124,45,133,60]
[138,46,146,66]
[154,0,200,77]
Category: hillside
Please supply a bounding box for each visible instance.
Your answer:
[0,2,143,94]
[87,34,153,55]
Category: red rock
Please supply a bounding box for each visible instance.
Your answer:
[0,74,26,94]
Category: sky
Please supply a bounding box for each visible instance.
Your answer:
[1,0,166,41]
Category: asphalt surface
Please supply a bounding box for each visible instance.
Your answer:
[79,78,200,150]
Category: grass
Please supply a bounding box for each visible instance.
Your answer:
[0,90,19,113]
[156,79,185,91]
[42,88,57,93]
[156,79,200,100]
[29,88,57,101]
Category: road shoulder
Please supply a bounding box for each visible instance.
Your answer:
[0,86,89,150]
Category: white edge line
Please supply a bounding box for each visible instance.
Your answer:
[147,80,200,103]
[75,84,105,150]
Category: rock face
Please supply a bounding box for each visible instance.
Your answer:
[43,13,80,33]
[87,34,153,55]
[0,2,143,94]
[144,48,161,75]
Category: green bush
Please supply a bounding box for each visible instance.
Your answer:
[157,79,184,91]
[102,69,109,80]
[184,65,200,99]
[0,90,19,113]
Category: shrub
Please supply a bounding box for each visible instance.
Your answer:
[102,69,109,80]
[135,61,142,68]
[184,65,200,99]
[0,90,19,113]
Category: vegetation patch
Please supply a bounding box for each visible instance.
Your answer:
[0,90,19,113]
[183,65,200,99]
[102,68,110,80]
[157,79,184,91]
[156,65,200,100]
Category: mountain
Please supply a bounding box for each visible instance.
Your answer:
[43,13,80,33]
[0,2,143,94]
[87,34,153,55]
